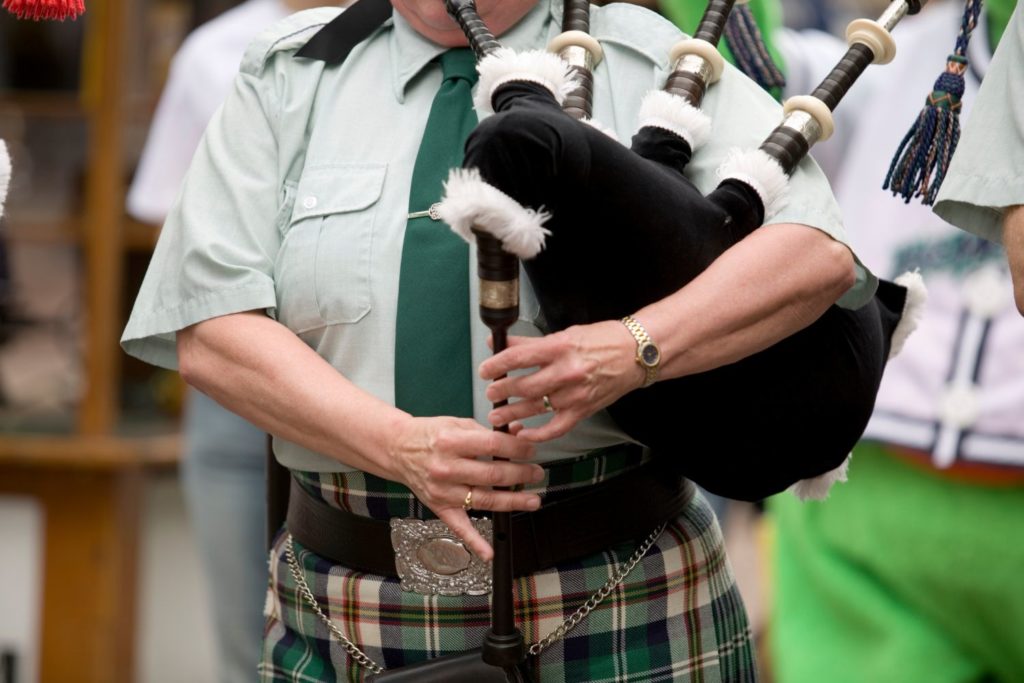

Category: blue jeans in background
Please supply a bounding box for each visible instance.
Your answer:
[181,389,268,683]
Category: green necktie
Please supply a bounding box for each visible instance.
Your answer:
[394,49,479,417]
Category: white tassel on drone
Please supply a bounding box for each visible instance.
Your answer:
[717,147,790,220]
[474,48,581,115]
[637,90,712,151]
[888,270,928,359]
[437,167,551,259]
[790,455,851,501]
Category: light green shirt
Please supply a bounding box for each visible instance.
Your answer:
[934,2,1024,242]
[122,0,869,471]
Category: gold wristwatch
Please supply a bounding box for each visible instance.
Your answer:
[621,315,660,388]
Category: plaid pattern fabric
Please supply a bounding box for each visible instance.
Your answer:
[261,452,756,682]
[292,445,650,520]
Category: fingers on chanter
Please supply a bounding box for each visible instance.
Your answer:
[485,361,558,403]
[483,333,533,352]
[517,411,576,442]
[453,458,544,487]
[468,486,541,514]
[438,489,542,562]
[487,394,550,427]
[480,336,554,381]
[455,425,536,460]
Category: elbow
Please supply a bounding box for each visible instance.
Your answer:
[1003,206,1024,316]
[1006,256,1024,316]
[777,224,857,304]
[1010,249,1024,316]
[820,239,857,301]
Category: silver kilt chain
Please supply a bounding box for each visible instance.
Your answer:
[283,522,667,672]
[284,536,386,675]
[527,522,667,656]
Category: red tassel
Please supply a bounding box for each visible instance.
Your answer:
[3,0,85,20]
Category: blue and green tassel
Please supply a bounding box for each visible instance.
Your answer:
[884,0,983,205]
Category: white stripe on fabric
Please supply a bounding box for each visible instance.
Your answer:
[935,313,988,467]
[426,594,439,658]
[961,434,1024,466]
[352,575,382,664]
[611,566,626,681]
[864,412,1024,468]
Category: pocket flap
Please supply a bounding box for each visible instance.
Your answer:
[292,163,387,221]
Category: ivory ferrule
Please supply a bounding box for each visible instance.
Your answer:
[669,39,725,84]
[549,30,603,68]
[846,19,897,64]
[782,95,834,142]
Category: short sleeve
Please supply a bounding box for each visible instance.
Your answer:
[121,68,284,369]
[934,2,1024,242]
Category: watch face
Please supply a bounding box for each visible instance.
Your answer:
[639,342,660,367]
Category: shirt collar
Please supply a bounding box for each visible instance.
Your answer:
[390,0,559,102]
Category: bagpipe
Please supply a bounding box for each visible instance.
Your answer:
[437,0,929,503]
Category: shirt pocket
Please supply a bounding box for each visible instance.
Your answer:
[275,163,387,333]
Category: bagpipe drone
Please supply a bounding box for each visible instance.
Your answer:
[437,0,929,503]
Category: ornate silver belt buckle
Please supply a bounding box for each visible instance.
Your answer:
[389,517,493,596]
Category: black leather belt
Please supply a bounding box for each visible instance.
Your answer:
[286,460,695,578]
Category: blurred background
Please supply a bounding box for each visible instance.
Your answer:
[0,2,231,682]
[1,0,1018,681]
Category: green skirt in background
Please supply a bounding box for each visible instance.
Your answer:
[771,442,1024,683]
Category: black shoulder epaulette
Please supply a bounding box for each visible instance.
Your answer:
[295,0,393,65]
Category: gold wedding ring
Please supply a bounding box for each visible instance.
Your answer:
[542,394,555,412]
[462,487,474,511]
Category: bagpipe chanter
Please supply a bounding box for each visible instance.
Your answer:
[437,0,929,502]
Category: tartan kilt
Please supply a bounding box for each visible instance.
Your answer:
[259,452,756,682]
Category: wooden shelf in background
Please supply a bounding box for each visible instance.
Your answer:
[3,215,162,249]
[0,432,181,469]
[0,431,179,682]
[1,0,192,680]
[1,464,143,683]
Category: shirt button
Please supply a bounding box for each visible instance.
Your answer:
[303,196,318,210]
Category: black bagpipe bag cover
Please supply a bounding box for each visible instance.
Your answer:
[463,82,906,501]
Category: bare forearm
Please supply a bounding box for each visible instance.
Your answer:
[177,311,407,480]
[1004,205,1024,315]
[480,222,857,439]
[636,222,855,380]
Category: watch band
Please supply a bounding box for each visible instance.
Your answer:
[621,315,660,388]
